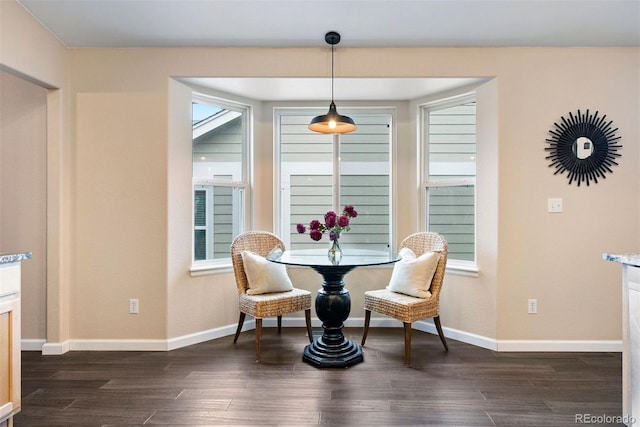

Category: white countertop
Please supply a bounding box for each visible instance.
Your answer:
[603,253,640,267]
[0,252,32,266]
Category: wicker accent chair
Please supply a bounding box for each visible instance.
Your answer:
[361,232,448,366]
[231,231,313,362]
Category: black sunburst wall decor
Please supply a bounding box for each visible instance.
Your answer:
[545,109,622,186]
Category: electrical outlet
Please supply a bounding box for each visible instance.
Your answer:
[547,198,563,213]
[527,298,537,314]
[129,298,139,314]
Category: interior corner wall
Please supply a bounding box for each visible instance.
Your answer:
[0,0,67,87]
[0,70,47,341]
[166,79,243,340]
[437,78,501,342]
[0,0,70,351]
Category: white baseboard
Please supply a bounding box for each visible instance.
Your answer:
[411,320,622,352]
[27,316,622,354]
[412,319,499,350]
[69,339,168,352]
[266,317,622,352]
[41,340,69,355]
[32,321,258,354]
[166,322,251,351]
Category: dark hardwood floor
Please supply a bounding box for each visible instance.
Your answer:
[15,328,623,426]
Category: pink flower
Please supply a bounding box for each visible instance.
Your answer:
[298,205,357,242]
[324,211,337,228]
[310,229,323,241]
[344,205,358,218]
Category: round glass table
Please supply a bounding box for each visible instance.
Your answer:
[267,248,400,368]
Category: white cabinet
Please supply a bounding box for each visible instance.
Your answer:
[605,253,640,426]
[623,263,640,425]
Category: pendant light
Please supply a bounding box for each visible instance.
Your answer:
[308,31,357,134]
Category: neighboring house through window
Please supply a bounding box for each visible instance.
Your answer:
[421,94,477,268]
[192,94,249,266]
[276,110,393,253]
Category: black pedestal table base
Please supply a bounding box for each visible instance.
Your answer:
[303,264,363,368]
[265,248,400,368]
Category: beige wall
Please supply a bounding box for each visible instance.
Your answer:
[69,46,639,347]
[0,71,47,340]
[494,49,639,342]
[0,0,70,348]
[2,0,639,350]
[0,0,67,88]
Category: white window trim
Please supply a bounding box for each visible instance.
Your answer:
[190,263,234,277]
[419,93,478,275]
[445,260,479,277]
[425,178,475,188]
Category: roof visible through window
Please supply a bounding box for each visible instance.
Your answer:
[192,102,222,126]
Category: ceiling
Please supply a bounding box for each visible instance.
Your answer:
[182,77,488,101]
[17,0,640,49]
[17,0,639,101]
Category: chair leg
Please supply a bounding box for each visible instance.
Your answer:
[434,316,449,351]
[277,315,282,334]
[305,309,313,343]
[233,312,246,343]
[255,318,262,362]
[361,309,371,345]
[404,322,412,366]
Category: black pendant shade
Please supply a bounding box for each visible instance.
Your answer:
[309,32,356,134]
[309,101,357,134]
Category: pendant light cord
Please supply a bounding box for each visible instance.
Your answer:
[331,42,335,103]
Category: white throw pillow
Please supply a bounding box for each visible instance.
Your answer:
[241,250,294,295]
[386,247,440,298]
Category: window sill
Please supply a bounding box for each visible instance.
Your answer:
[445,261,479,277]
[190,262,233,277]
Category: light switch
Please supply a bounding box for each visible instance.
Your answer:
[547,198,563,213]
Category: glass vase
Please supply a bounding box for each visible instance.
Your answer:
[328,237,342,264]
